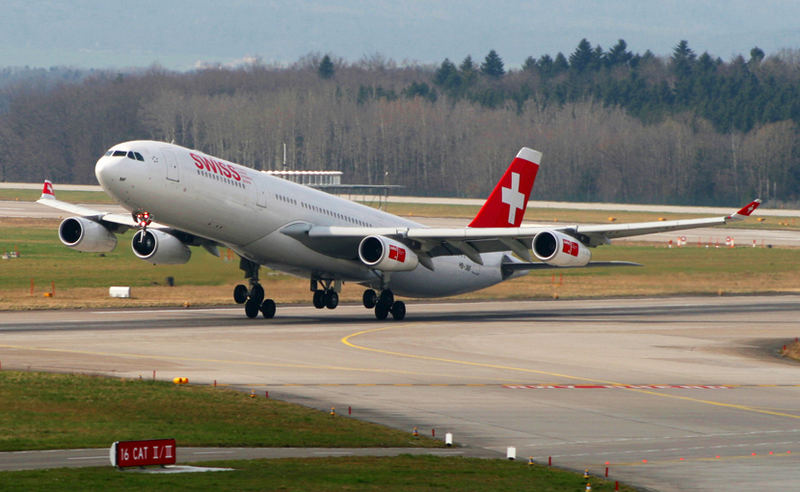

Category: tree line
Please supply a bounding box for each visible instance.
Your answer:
[0,40,798,206]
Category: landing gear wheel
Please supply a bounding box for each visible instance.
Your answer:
[260,299,276,319]
[325,290,339,309]
[374,304,389,320]
[244,299,260,319]
[377,289,394,309]
[233,284,248,304]
[312,290,325,309]
[249,283,265,306]
[362,289,377,309]
[390,301,406,321]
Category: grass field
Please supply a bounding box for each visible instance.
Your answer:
[0,371,440,451]
[0,455,632,492]
[1,217,797,310]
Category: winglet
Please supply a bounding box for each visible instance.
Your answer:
[40,180,55,200]
[727,199,761,221]
[468,147,541,228]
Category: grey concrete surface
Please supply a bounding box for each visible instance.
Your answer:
[1,297,800,491]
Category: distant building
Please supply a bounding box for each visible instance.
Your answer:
[262,169,400,209]
[263,170,342,186]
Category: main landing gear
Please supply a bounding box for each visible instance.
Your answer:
[311,278,339,310]
[234,258,275,319]
[362,289,405,321]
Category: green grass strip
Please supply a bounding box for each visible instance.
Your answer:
[0,372,441,451]
[0,455,634,491]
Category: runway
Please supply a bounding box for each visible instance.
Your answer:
[2,296,800,491]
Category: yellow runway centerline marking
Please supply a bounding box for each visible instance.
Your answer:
[341,326,800,420]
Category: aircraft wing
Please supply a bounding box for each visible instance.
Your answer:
[37,193,141,230]
[36,182,220,256]
[573,199,761,246]
[283,199,761,264]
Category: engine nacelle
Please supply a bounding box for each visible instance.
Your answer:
[532,230,591,267]
[358,235,419,272]
[58,217,117,253]
[132,229,191,265]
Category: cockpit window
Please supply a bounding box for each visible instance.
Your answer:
[134,152,144,161]
[112,150,126,157]
[104,150,113,156]
[127,151,136,160]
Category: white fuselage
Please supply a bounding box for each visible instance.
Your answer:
[95,141,517,298]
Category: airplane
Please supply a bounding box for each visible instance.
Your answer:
[37,141,761,320]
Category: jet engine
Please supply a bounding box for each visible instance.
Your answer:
[358,235,419,272]
[58,217,117,252]
[132,229,191,264]
[532,230,591,267]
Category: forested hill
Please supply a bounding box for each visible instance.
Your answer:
[1,39,798,206]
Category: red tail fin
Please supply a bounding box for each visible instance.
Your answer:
[468,148,541,228]
[41,180,55,199]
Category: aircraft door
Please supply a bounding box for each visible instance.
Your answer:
[163,150,180,182]
[256,178,267,208]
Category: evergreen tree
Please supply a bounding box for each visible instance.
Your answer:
[460,55,476,74]
[670,40,696,77]
[480,49,505,78]
[536,54,553,76]
[434,58,459,87]
[569,38,595,72]
[522,56,537,72]
[318,55,335,79]
[553,53,569,73]
[402,81,437,102]
[459,55,478,86]
[592,45,604,70]
[606,39,633,67]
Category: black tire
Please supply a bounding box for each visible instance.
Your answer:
[362,289,377,309]
[325,290,339,309]
[377,289,394,309]
[233,284,248,304]
[244,299,260,319]
[249,283,265,305]
[374,304,389,320]
[260,299,276,319]
[312,290,325,309]
[390,301,406,321]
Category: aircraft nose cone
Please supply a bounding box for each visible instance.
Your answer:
[95,157,112,189]
[95,156,125,192]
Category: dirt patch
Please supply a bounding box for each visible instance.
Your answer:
[727,338,800,365]
[779,339,800,362]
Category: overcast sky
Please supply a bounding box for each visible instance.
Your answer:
[1,0,798,70]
